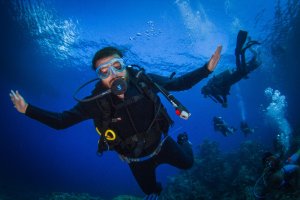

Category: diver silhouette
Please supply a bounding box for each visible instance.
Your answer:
[213,116,237,137]
[201,30,261,107]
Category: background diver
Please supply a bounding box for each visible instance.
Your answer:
[201,30,262,107]
[213,116,237,137]
[240,120,255,137]
[254,149,300,199]
[10,45,222,199]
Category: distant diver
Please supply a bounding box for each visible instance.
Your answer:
[254,149,300,198]
[201,30,261,107]
[10,45,223,198]
[213,116,237,136]
[240,120,255,137]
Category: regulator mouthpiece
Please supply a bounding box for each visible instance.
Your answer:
[111,77,127,95]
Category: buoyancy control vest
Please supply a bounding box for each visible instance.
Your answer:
[93,65,174,157]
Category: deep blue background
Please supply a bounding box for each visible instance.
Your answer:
[1,0,299,199]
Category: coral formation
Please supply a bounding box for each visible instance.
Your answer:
[112,195,142,200]
[39,192,105,200]
[160,140,300,200]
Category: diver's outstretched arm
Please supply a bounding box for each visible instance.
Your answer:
[148,45,223,91]
[9,90,91,130]
[9,90,28,114]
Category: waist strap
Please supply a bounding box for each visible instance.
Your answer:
[119,136,169,163]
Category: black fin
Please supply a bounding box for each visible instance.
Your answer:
[235,30,248,56]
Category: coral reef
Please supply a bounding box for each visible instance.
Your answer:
[36,192,142,200]
[112,195,142,200]
[38,193,142,200]
[160,140,300,200]
[0,192,143,200]
[39,192,105,200]
[1,140,299,200]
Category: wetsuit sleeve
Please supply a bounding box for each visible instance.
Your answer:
[147,63,211,91]
[25,102,92,130]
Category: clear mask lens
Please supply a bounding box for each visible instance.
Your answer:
[96,58,125,79]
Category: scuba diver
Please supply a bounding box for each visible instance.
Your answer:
[9,45,222,199]
[254,149,300,199]
[213,116,237,137]
[240,120,255,137]
[201,30,262,107]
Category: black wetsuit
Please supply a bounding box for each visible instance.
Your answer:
[25,64,211,195]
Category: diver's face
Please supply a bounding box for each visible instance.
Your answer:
[95,55,127,88]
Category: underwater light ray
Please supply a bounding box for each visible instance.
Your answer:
[174,0,226,57]
[235,84,246,121]
[11,0,81,67]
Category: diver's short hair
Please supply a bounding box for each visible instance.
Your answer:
[92,46,123,70]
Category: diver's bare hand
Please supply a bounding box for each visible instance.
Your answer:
[9,90,28,114]
[207,45,222,72]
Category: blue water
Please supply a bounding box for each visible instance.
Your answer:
[1,0,300,199]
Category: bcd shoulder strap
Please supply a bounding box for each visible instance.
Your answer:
[127,65,174,132]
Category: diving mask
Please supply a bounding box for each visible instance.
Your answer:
[96,58,126,79]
